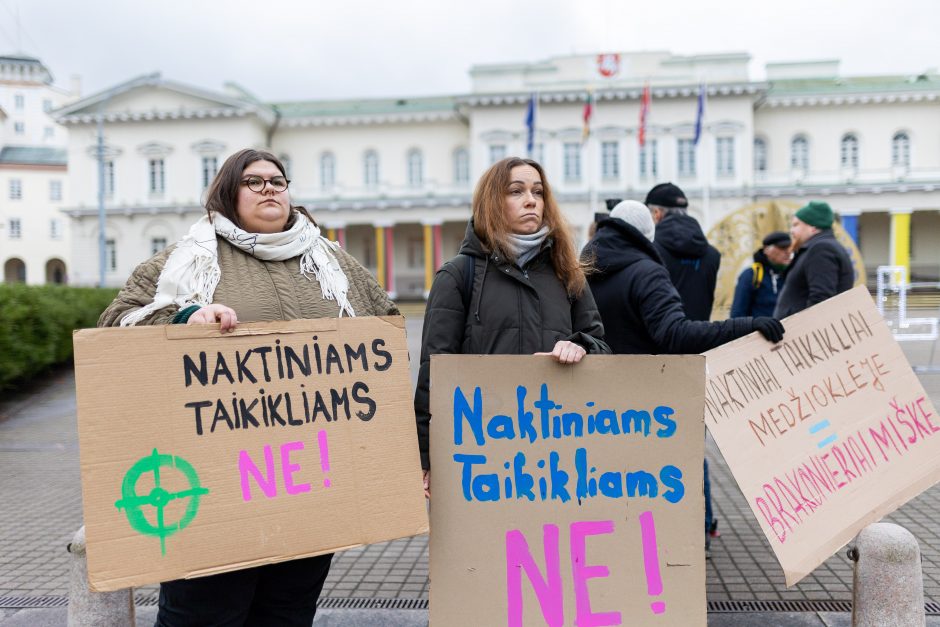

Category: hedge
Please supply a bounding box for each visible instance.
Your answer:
[0,284,118,391]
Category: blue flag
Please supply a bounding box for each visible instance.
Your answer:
[693,84,705,146]
[525,93,536,157]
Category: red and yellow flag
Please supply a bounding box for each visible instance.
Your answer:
[639,82,651,147]
[582,89,594,144]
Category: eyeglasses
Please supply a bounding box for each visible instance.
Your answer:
[241,175,290,193]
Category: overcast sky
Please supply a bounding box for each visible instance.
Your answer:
[2,0,938,102]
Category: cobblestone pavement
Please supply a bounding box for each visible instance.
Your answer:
[2,315,940,607]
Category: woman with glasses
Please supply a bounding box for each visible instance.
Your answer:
[414,157,610,496]
[99,148,397,626]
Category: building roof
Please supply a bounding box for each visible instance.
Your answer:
[768,73,940,96]
[55,73,277,125]
[273,95,458,118]
[0,53,54,83]
[0,146,67,166]
[0,54,44,66]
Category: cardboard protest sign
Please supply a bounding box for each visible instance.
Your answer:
[74,316,428,591]
[703,286,940,585]
[429,355,706,627]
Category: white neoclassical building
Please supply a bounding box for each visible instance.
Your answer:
[0,54,77,284]
[54,51,940,295]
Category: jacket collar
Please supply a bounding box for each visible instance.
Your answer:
[457,219,553,267]
[798,229,835,251]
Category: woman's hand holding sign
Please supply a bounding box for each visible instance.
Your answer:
[536,340,587,365]
[188,304,239,333]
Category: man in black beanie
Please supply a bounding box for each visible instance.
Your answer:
[645,182,721,321]
[774,201,854,317]
[730,231,792,317]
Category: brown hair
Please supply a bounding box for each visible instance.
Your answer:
[204,148,315,230]
[472,157,587,296]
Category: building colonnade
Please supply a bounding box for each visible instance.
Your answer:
[323,219,452,299]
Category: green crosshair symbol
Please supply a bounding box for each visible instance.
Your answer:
[114,448,210,556]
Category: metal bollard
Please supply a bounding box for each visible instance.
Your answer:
[67,526,136,627]
[850,522,925,627]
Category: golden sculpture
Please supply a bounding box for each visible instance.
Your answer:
[707,200,866,320]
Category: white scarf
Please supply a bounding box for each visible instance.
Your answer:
[120,212,354,326]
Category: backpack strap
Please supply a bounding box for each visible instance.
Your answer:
[461,253,475,313]
[440,253,476,313]
[751,262,764,289]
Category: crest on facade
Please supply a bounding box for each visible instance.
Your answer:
[596,53,621,78]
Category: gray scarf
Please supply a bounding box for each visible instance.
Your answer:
[506,226,550,268]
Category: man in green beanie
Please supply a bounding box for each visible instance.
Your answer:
[773,200,855,317]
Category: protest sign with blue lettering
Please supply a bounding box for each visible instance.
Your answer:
[429,355,706,626]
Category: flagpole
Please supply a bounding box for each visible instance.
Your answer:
[588,106,598,245]
[533,91,539,160]
[583,88,597,246]
[699,83,711,230]
[525,92,537,159]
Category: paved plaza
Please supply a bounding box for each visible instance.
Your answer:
[2,314,940,624]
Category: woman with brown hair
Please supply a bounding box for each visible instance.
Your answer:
[99,148,398,625]
[414,157,610,495]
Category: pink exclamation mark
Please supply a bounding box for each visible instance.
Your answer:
[317,429,331,488]
[639,511,666,615]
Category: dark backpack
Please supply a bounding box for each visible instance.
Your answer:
[455,253,475,312]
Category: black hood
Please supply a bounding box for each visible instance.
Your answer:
[752,248,769,264]
[654,213,709,258]
[585,218,663,278]
[457,220,487,258]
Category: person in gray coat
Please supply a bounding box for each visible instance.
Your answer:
[414,157,610,495]
[774,201,855,318]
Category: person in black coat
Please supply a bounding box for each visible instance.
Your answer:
[414,157,610,495]
[730,231,792,318]
[774,201,855,318]
[646,183,721,321]
[584,201,783,355]
[584,200,784,554]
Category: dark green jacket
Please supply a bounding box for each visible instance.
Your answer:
[414,223,610,469]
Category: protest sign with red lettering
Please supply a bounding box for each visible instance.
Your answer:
[703,286,940,585]
[429,355,706,626]
[74,316,427,591]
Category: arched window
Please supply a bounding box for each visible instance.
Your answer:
[407,149,423,188]
[4,258,26,283]
[790,135,809,171]
[320,152,335,190]
[753,137,768,173]
[45,258,67,284]
[453,148,469,184]
[363,150,379,188]
[892,132,911,169]
[840,133,859,169]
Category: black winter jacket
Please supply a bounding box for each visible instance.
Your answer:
[414,223,610,469]
[773,229,855,318]
[653,213,721,321]
[585,218,755,355]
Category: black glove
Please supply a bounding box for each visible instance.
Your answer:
[752,317,784,343]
